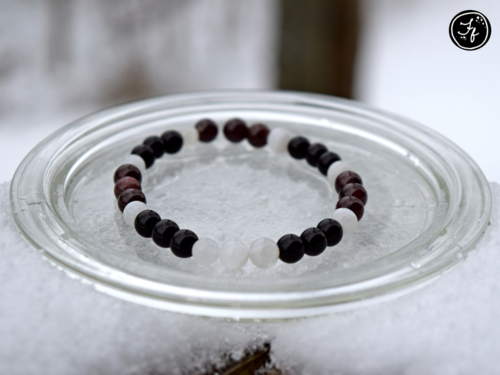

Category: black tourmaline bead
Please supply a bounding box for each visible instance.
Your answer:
[277,234,305,264]
[117,188,146,212]
[152,219,180,248]
[195,119,218,142]
[132,144,155,169]
[223,118,248,143]
[247,123,270,148]
[170,229,199,258]
[113,164,142,183]
[161,130,183,154]
[300,227,327,256]
[134,210,161,238]
[287,136,310,159]
[317,218,343,247]
[143,136,164,158]
[306,143,328,167]
[318,151,341,175]
[337,196,365,220]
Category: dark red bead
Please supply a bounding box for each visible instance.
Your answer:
[335,171,363,193]
[114,176,141,198]
[247,123,270,148]
[340,183,367,205]
[113,164,142,183]
[223,118,248,143]
[117,188,146,212]
[195,119,218,142]
[336,196,364,220]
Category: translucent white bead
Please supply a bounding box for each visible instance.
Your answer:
[181,128,198,146]
[123,201,148,226]
[249,237,279,269]
[332,208,358,236]
[220,240,249,270]
[123,154,146,175]
[327,161,352,186]
[268,128,293,153]
[192,238,219,267]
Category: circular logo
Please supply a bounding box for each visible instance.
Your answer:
[449,10,491,50]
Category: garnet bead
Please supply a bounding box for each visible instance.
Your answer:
[223,118,248,143]
[306,143,327,167]
[117,188,146,212]
[114,176,141,198]
[161,130,183,154]
[195,119,218,142]
[287,136,310,159]
[340,183,368,205]
[132,144,155,169]
[317,218,343,247]
[143,136,164,158]
[170,229,199,258]
[152,219,180,248]
[277,234,305,263]
[336,196,364,220]
[114,164,142,183]
[247,123,270,148]
[134,210,161,238]
[318,152,341,175]
[300,227,327,256]
[335,171,363,193]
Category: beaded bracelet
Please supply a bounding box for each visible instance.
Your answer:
[113,118,367,270]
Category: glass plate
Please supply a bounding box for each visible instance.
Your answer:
[10,91,492,320]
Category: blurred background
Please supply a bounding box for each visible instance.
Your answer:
[1,0,499,182]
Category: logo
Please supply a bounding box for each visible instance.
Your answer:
[449,10,491,50]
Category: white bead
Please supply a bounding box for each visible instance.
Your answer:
[268,128,293,153]
[220,240,249,270]
[123,154,146,175]
[123,201,148,226]
[332,208,358,236]
[249,237,279,269]
[192,238,219,267]
[180,128,198,146]
[327,161,352,186]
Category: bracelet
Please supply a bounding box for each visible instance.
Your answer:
[112,118,367,270]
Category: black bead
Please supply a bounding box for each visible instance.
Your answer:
[161,130,183,154]
[152,219,180,248]
[195,119,218,142]
[318,151,341,175]
[277,234,305,264]
[170,229,198,258]
[317,218,343,247]
[143,136,164,158]
[300,227,327,256]
[287,136,310,160]
[306,143,328,167]
[132,144,155,168]
[134,210,161,238]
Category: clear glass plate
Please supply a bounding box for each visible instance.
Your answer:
[10,91,492,320]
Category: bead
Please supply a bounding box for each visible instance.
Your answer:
[300,227,327,256]
[132,144,155,169]
[287,136,310,159]
[317,218,343,247]
[117,188,146,212]
[143,136,164,158]
[123,201,148,226]
[223,118,248,143]
[134,210,161,238]
[114,176,141,198]
[113,164,142,183]
[181,128,198,146]
[335,171,363,193]
[306,143,327,167]
[123,154,146,175]
[192,238,219,266]
[161,130,183,154]
[340,183,368,205]
[277,234,305,264]
[152,219,180,248]
[327,161,352,186]
[336,196,364,220]
[195,119,218,142]
[332,208,358,236]
[247,123,270,148]
[318,152,341,175]
[219,240,249,270]
[249,237,279,269]
[268,128,293,153]
[170,229,198,258]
